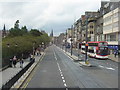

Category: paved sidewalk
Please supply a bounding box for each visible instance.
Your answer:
[108,54,119,62]
[0,54,43,88]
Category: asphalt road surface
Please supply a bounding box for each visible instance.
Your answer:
[26,45,118,89]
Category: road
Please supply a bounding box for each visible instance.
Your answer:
[25,45,118,89]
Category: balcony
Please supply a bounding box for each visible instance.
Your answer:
[88,17,96,22]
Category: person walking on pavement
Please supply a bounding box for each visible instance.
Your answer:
[19,58,24,68]
[9,59,13,67]
[30,54,34,61]
[13,56,17,68]
[114,50,118,58]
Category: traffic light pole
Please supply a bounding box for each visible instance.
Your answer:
[85,16,88,63]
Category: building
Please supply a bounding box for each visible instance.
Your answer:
[57,33,65,46]
[103,1,120,50]
[85,11,99,41]
[2,24,9,38]
[81,15,86,42]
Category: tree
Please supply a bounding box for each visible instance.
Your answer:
[21,26,28,35]
[9,20,21,36]
[14,20,19,29]
[30,29,43,36]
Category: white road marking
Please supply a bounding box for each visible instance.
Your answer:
[64,83,67,87]
[106,67,115,70]
[54,50,68,88]
[99,65,104,68]
[99,65,115,70]
[61,74,63,77]
[62,77,64,79]
[63,80,65,83]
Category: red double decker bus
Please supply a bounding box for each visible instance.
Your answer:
[81,41,109,59]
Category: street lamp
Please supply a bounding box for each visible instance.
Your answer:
[70,38,73,56]
[42,42,44,51]
[65,30,67,52]
[7,43,10,58]
[85,15,89,64]
[33,42,35,56]
[15,43,18,56]
[71,25,73,56]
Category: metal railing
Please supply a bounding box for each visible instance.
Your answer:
[2,60,35,90]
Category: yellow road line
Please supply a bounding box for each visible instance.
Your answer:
[21,53,45,89]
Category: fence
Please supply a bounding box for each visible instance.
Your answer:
[2,60,35,90]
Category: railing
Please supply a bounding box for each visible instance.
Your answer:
[2,60,35,90]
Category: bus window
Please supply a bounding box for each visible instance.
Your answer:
[88,49,94,53]
[82,48,85,50]
[99,42,107,46]
[99,47,109,56]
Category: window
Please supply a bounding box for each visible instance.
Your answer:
[106,33,116,41]
[113,22,118,28]
[88,43,98,46]
[90,26,93,29]
[99,42,107,46]
[114,13,118,18]
[88,49,94,53]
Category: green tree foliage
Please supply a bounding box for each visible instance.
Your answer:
[30,29,43,36]
[9,20,22,36]
[21,26,28,35]
[14,20,19,29]
[2,20,50,67]
[2,33,50,67]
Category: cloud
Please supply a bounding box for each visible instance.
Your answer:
[0,0,101,36]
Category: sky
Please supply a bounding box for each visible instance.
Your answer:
[0,0,106,36]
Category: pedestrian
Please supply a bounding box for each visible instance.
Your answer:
[13,56,17,68]
[19,58,24,68]
[30,54,34,61]
[9,59,13,67]
[114,50,118,58]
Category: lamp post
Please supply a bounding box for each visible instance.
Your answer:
[65,30,67,52]
[7,44,11,67]
[33,42,35,56]
[71,25,73,56]
[85,16,89,64]
[42,42,44,51]
[7,44,10,57]
[15,43,18,56]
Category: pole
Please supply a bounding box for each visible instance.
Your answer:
[71,25,73,56]
[65,30,67,52]
[85,16,88,63]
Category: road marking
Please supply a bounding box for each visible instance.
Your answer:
[99,65,115,70]
[106,67,115,70]
[63,80,65,83]
[61,74,63,77]
[62,76,64,79]
[64,83,67,87]
[22,53,45,89]
[54,49,68,89]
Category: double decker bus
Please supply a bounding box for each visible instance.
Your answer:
[81,41,109,59]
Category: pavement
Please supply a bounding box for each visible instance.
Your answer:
[0,52,44,89]
[24,45,118,88]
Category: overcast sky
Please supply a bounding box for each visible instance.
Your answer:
[0,0,106,36]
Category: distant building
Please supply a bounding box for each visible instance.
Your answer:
[50,30,54,44]
[2,24,9,38]
[50,30,53,37]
